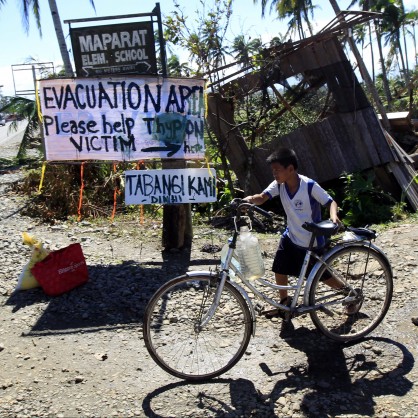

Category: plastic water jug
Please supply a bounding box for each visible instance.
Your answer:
[220,238,241,274]
[237,226,265,280]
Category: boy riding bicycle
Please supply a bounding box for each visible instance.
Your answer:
[243,147,353,318]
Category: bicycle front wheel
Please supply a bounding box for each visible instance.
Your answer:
[309,245,393,342]
[143,274,253,381]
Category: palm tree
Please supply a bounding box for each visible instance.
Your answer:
[381,1,409,86]
[48,0,75,76]
[405,8,418,65]
[0,0,96,76]
[254,0,316,39]
[270,35,285,47]
[349,1,377,83]
[231,34,262,67]
[0,0,96,162]
[328,0,390,128]
[349,0,393,105]
[167,54,191,76]
[0,97,41,161]
[199,14,231,74]
[374,16,393,105]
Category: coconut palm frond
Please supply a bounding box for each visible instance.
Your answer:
[0,97,43,161]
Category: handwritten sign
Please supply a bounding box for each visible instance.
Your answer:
[38,77,206,161]
[125,168,217,204]
[70,22,157,77]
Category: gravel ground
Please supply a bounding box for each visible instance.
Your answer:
[0,146,417,416]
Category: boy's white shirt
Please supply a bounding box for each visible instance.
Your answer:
[263,174,333,248]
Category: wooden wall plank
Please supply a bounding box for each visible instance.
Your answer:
[252,108,394,185]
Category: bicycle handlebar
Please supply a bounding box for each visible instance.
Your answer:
[251,204,273,219]
[231,198,273,219]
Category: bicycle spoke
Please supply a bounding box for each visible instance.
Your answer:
[309,245,393,342]
[143,275,252,380]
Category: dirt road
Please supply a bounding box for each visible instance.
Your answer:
[0,164,417,417]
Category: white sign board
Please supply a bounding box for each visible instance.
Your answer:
[38,77,205,161]
[125,168,216,204]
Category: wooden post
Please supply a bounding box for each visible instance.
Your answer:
[161,159,193,250]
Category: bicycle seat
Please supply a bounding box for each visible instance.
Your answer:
[302,220,339,237]
[347,227,377,240]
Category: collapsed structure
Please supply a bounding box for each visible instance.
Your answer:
[206,12,418,210]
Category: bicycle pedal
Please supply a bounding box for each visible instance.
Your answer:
[254,303,265,315]
[263,308,286,319]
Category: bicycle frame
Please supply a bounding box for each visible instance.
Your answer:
[185,270,258,336]
[143,201,395,381]
[303,240,392,307]
[192,201,392,332]
[241,237,391,316]
[195,218,323,327]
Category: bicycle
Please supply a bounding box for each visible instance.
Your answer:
[143,200,393,381]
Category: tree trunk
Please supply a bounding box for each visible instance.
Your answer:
[328,0,390,129]
[375,21,393,107]
[48,0,74,77]
[397,33,409,87]
[413,22,418,65]
[161,159,193,250]
[368,21,375,83]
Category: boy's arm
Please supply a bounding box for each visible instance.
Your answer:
[244,192,269,206]
[329,200,341,225]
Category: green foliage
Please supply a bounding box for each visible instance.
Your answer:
[217,182,233,207]
[374,65,418,111]
[392,173,418,220]
[339,172,397,226]
[163,0,233,78]
[231,34,263,68]
[391,201,408,220]
[167,54,192,76]
[0,96,42,162]
[17,163,158,222]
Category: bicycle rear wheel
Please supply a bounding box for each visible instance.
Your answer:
[309,245,393,342]
[143,274,253,381]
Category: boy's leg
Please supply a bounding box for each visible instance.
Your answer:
[322,275,362,315]
[264,235,297,318]
[322,276,344,289]
[275,273,289,301]
[264,273,291,318]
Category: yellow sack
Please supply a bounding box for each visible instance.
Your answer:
[16,232,50,290]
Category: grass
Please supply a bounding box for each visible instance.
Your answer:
[370,210,418,233]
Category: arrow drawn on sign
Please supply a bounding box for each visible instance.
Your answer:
[82,61,152,77]
[135,61,152,73]
[82,66,94,76]
[141,144,182,157]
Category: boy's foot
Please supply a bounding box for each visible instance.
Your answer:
[264,297,292,319]
[345,288,363,315]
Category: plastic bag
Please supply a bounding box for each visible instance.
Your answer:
[31,243,88,296]
[16,232,50,290]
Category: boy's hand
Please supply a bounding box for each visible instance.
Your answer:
[329,201,341,225]
[243,193,269,206]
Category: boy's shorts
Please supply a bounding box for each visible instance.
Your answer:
[272,234,331,279]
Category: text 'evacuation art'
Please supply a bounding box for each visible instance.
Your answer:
[125,168,216,204]
[38,77,206,161]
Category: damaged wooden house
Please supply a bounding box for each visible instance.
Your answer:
[206,12,418,211]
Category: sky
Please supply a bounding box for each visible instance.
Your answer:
[0,0,415,98]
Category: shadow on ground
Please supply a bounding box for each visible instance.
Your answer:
[141,327,414,417]
[265,323,415,416]
[5,248,218,336]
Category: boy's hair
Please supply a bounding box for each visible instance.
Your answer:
[266,147,298,170]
